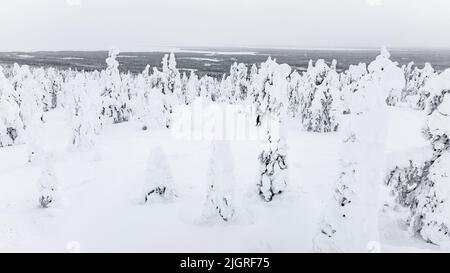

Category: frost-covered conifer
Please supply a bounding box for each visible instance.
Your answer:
[144,147,176,203]
[400,62,435,110]
[203,140,236,221]
[17,65,45,163]
[299,59,340,132]
[339,63,368,115]
[229,62,248,103]
[66,73,100,149]
[257,127,288,202]
[33,67,53,112]
[252,57,290,127]
[185,71,200,105]
[367,47,405,106]
[199,75,219,101]
[137,71,165,131]
[251,59,291,202]
[287,71,301,118]
[314,49,395,252]
[100,49,129,124]
[46,67,63,109]
[0,66,24,147]
[403,70,450,245]
[37,157,58,208]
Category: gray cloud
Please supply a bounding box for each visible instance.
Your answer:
[0,0,449,51]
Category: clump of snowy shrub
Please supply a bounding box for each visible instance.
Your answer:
[203,140,236,221]
[143,146,176,203]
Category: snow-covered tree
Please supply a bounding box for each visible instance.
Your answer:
[144,146,176,203]
[199,75,219,101]
[16,65,46,163]
[367,47,406,106]
[130,66,166,130]
[401,62,435,110]
[383,67,450,247]
[250,58,291,202]
[257,126,288,202]
[46,67,63,109]
[385,148,434,207]
[403,70,450,245]
[286,70,301,118]
[228,62,248,103]
[185,71,200,105]
[157,53,181,128]
[409,151,450,245]
[66,73,100,149]
[299,59,341,132]
[0,66,24,147]
[203,140,236,221]
[314,48,397,252]
[37,157,58,208]
[339,63,368,115]
[100,49,129,124]
[252,57,291,126]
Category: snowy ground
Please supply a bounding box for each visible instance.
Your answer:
[0,107,442,252]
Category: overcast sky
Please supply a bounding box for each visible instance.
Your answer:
[1,0,449,51]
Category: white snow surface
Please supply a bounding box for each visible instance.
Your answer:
[0,106,443,252]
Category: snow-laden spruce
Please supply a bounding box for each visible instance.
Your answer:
[144,146,176,203]
[339,63,368,115]
[203,140,235,221]
[37,156,58,208]
[15,65,46,163]
[286,70,302,118]
[299,59,341,132]
[372,47,406,106]
[100,49,130,125]
[184,71,200,105]
[159,53,181,128]
[385,68,450,246]
[66,73,101,149]
[410,69,450,245]
[250,58,290,202]
[251,57,290,127]
[314,48,397,252]
[227,62,249,103]
[400,62,435,110]
[257,127,288,202]
[131,65,165,131]
[0,66,24,147]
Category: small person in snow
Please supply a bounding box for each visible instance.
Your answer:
[144,146,176,203]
